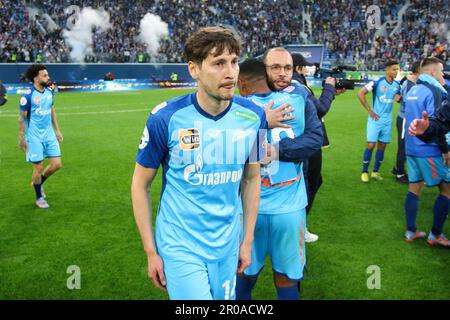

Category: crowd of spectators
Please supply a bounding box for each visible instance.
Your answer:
[0,0,449,70]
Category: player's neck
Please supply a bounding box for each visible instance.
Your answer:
[250,82,271,95]
[34,83,45,92]
[196,91,230,116]
[385,75,394,83]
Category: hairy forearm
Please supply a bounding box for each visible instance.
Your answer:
[18,113,26,138]
[131,181,157,256]
[240,167,260,245]
[51,109,60,132]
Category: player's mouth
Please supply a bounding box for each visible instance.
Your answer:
[220,82,235,90]
[275,80,288,87]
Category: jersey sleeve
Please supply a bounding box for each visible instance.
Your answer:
[135,113,169,169]
[19,92,31,112]
[364,81,375,92]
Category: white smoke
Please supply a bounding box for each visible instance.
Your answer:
[62,7,111,62]
[42,14,59,33]
[389,0,411,36]
[138,13,169,58]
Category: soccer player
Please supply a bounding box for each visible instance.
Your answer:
[236,58,322,300]
[18,64,63,209]
[358,60,401,182]
[392,61,421,184]
[262,47,324,243]
[131,27,266,300]
[403,57,450,247]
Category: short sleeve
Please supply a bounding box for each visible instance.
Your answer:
[135,113,169,168]
[364,81,375,92]
[19,93,31,112]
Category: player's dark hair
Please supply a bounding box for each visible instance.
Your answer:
[25,64,47,82]
[411,60,421,74]
[420,57,444,69]
[184,26,241,64]
[385,60,399,68]
[239,59,267,82]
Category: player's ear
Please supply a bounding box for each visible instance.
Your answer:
[188,61,200,80]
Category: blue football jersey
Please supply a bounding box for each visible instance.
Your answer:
[246,91,307,215]
[405,84,443,157]
[19,87,56,141]
[136,92,267,262]
[365,77,401,124]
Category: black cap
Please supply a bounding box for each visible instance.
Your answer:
[292,53,314,68]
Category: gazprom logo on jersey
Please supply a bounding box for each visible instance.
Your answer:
[379,95,394,103]
[171,120,267,166]
[35,106,52,116]
[183,155,243,186]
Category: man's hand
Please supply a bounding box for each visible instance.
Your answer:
[265,101,295,129]
[147,252,167,291]
[335,88,346,95]
[324,77,336,87]
[408,111,429,136]
[260,143,278,166]
[18,136,27,152]
[368,110,380,120]
[56,130,63,142]
[237,240,252,274]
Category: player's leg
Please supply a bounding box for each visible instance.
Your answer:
[393,116,408,182]
[305,150,322,242]
[404,156,425,241]
[423,158,450,247]
[270,210,306,300]
[42,139,62,184]
[235,214,268,300]
[372,123,391,180]
[27,139,49,208]
[362,121,379,178]
[162,254,213,300]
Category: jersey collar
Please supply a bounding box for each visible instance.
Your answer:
[191,92,232,121]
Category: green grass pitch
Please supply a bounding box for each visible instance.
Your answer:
[0,88,448,299]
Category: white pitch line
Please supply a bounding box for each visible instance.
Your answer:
[0,108,151,117]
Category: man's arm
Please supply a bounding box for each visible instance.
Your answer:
[357,86,379,120]
[131,163,166,291]
[238,162,260,274]
[51,108,63,142]
[277,99,323,162]
[18,110,27,151]
[314,77,335,118]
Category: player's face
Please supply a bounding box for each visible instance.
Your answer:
[35,69,50,86]
[386,65,399,79]
[431,62,445,84]
[265,50,293,91]
[191,48,239,102]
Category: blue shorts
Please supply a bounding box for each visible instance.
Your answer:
[162,251,238,300]
[241,209,306,281]
[407,156,450,186]
[367,120,391,144]
[26,137,61,163]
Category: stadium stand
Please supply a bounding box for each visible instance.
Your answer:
[0,0,449,69]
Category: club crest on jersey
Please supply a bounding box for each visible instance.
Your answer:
[179,128,200,150]
[380,85,386,92]
[34,97,40,104]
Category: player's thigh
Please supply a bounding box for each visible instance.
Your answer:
[366,121,381,143]
[43,139,61,159]
[209,251,239,300]
[418,157,447,187]
[26,138,44,163]
[162,255,212,300]
[407,156,424,184]
[268,210,306,281]
[241,214,269,277]
[378,123,391,144]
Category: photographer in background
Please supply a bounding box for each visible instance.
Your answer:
[291,53,345,242]
[0,80,7,106]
